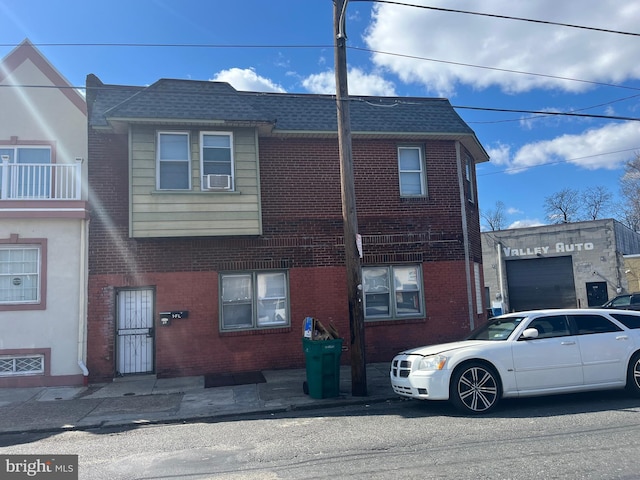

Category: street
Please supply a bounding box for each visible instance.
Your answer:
[1,390,639,479]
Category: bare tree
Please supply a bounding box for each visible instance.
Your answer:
[620,152,640,231]
[481,201,507,231]
[581,185,612,220]
[544,188,580,223]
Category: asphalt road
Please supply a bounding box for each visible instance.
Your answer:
[2,390,640,479]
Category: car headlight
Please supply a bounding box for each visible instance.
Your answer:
[417,354,447,371]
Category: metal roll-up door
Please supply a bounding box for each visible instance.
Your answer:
[506,256,576,311]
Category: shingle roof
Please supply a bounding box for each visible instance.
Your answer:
[249,92,474,134]
[88,77,488,161]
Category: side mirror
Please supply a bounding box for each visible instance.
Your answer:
[521,328,539,340]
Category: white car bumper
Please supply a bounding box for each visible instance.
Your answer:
[390,354,451,400]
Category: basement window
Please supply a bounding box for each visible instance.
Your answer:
[0,355,44,376]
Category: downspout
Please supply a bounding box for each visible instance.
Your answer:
[77,217,89,383]
[497,240,506,312]
[456,141,474,330]
[77,183,89,383]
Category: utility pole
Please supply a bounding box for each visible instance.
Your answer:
[333,0,367,396]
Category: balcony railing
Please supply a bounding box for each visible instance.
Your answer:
[0,159,82,200]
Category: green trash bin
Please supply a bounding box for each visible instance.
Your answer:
[302,337,343,399]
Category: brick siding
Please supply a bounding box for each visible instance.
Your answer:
[87,129,484,380]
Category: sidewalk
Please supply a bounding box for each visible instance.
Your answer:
[0,363,396,435]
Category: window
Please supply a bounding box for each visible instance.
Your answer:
[398,146,425,196]
[609,295,632,307]
[570,314,622,335]
[611,313,640,329]
[527,315,571,339]
[363,265,423,320]
[0,246,40,304]
[0,146,52,198]
[220,271,289,330]
[201,132,234,190]
[464,153,475,203]
[157,132,190,190]
[0,354,44,376]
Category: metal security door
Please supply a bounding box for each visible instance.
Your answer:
[586,281,608,307]
[116,288,155,375]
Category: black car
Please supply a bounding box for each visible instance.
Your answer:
[601,293,640,310]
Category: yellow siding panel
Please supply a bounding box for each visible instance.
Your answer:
[130,125,261,238]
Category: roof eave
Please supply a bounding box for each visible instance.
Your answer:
[269,129,490,163]
[104,116,275,131]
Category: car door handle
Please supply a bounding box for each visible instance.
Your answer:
[616,335,629,341]
[561,341,576,345]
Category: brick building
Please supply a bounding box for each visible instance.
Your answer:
[85,74,489,382]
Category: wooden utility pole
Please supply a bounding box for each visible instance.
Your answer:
[333,0,367,396]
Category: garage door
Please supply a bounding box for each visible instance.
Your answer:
[506,256,576,311]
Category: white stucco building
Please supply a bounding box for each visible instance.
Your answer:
[0,40,89,387]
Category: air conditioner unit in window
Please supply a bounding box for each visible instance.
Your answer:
[204,174,231,190]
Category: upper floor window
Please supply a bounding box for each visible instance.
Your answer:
[220,271,289,331]
[0,146,52,198]
[0,246,40,304]
[398,146,426,197]
[201,132,234,191]
[465,153,475,203]
[157,132,190,190]
[363,265,424,320]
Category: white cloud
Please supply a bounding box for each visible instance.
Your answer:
[496,122,640,172]
[506,207,522,215]
[364,0,640,96]
[508,219,545,229]
[210,68,286,93]
[302,68,397,96]
[485,142,511,166]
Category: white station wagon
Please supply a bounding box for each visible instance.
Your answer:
[390,309,640,414]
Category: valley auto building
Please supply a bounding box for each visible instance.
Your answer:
[482,219,640,314]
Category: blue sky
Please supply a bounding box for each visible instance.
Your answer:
[2,0,640,229]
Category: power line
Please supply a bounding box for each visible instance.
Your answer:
[477,147,640,177]
[356,0,640,37]
[0,43,329,49]
[469,94,640,125]
[3,41,639,92]
[350,46,640,92]
[3,82,639,123]
[452,105,640,122]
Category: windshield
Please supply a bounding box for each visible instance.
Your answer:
[607,295,631,307]
[467,316,526,341]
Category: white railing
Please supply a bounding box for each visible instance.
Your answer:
[0,158,82,200]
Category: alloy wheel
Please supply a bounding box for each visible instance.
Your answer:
[456,365,499,413]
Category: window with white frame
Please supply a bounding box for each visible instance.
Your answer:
[200,132,234,190]
[398,146,426,196]
[220,271,289,330]
[363,265,424,320]
[0,354,44,376]
[0,146,52,198]
[157,132,191,190]
[0,246,40,304]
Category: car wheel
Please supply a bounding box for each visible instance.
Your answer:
[626,352,640,396]
[450,362,500,414]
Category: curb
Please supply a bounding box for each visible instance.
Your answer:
[0,394,400,436]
